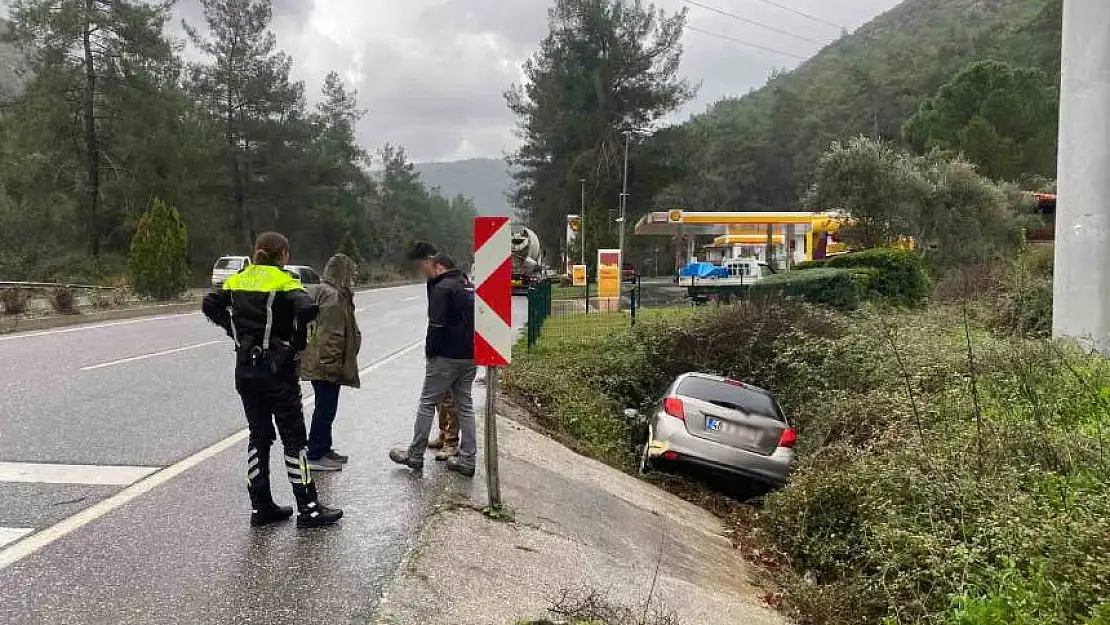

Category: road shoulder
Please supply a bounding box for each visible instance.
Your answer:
[371,416,789,625]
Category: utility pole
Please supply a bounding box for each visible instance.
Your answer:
[1054,0,1110,355]
[579,178,587,266]
[619,130,631,267]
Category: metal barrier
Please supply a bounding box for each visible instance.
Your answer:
[525,277,642,349]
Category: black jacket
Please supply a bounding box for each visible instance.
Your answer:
[202,264,319,374]
[425,269,474,360]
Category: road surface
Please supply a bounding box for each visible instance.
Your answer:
[0,283,526,624]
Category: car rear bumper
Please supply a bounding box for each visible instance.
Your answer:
[648,416,793,486]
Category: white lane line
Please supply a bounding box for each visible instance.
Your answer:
[0,312,204,343]
[0,337,425,570]
[400,296,421,302]
[80,340,222,371]
[0,462,158,485]
[0,528,33,549]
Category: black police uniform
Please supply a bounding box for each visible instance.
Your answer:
[202,263,342,527]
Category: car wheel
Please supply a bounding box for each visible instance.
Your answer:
[637,424,654,475]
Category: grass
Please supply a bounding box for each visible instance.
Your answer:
[506,296,1110,625]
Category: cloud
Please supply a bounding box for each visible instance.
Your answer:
[9,0,903,162]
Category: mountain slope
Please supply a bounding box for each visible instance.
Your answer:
[659,0,1061,211]
[414,158,514,218]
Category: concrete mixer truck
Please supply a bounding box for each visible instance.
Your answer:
[510,227,545,294]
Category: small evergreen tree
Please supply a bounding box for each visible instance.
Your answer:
[129,199,190,300]
[336,230,363,283]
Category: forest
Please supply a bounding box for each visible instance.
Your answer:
[506,0,1062,270]
[0,0,477,284]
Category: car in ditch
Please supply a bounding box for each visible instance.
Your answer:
[634,372,796,487]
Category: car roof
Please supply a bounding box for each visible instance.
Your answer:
[672,372,776,398]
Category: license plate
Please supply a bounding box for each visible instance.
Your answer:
[706,417,723,432]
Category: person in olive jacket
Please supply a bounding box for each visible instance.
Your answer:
[300,254,362,471]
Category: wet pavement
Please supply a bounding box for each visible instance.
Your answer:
[0,283,528,624]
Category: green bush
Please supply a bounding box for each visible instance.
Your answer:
[823,248,930,306]
[128,199,190,300]
[742,267,868,310]
[506,300,1110,625]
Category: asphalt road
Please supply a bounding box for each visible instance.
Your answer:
[0,283,527,624]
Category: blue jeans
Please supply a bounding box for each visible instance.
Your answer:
[307,381,342,461]
[407,358,477,467]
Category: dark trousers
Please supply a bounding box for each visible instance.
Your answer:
[307,380,342,460]
[236,372,311,488]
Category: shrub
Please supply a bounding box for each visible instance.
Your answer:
[128,199,190,300]
[50,286,76,314]
[742,268,867,310]
[988,247,1053,337]
[0,288,28,315]
[823,248,930,306]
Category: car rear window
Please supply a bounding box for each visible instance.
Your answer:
[676,377,783,420]
[215,258,243,270]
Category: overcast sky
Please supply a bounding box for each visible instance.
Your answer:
[3,0,902,162]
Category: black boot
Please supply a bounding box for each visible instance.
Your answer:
[292,482,343,528]
[247,443,295,526]
[248,483,294,527]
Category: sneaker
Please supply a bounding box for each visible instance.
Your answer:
[250,504,294,527]
[445,456,475,478]
[427,436,445,450]
[307,456,344,472]
[435,446,459,462]
[296,504,344,528]
[325,450,349,464]
[389,447,424,471]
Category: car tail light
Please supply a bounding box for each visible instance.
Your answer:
[724,378,747,388]
[778,428,797,448]
[661,451,679,461]
[663,397,685,421]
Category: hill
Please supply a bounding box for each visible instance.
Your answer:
[414,158,515,218]
[658,0,1062,211]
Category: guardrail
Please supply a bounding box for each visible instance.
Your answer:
[0,281,115,291]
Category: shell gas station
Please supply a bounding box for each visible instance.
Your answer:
[632,209,850,269]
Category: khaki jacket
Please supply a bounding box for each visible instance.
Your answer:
[300,255,361,387]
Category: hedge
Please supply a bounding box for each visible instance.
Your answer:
[742,267,869,310]
[794,248,929,306]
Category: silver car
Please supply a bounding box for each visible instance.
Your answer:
[638,372,796,486]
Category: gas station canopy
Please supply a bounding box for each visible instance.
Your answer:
[633,210,846,237]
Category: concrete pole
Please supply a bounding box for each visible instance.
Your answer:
[579,178,586,267]
[619,131,630,267]
[1054,0,1110,355]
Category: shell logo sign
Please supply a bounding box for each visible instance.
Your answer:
[668,210,683,223]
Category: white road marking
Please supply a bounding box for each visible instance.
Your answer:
[0,338,425,570]
[0,312,203,342]
[0,462,159,485]
[0,528,33,549]
[400,296,421,302]
[80,340,222,371]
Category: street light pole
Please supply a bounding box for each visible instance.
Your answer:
[619,130,631,266]
[579,178,586,267]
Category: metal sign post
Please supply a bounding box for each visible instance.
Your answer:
[473,216,513,509]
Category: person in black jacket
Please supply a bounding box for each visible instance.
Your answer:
[390,252,478,476]
[202,232,343,527]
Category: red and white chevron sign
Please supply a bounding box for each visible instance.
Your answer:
[473,216,512,366]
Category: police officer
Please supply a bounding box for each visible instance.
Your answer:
[202,232,343,528]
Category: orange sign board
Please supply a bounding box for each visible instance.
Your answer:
[597,249,621,298]
[571,264,586,287]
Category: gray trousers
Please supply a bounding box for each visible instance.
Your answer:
[408,357,477,466]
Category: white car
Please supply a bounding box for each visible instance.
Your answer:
[211,256,251,288]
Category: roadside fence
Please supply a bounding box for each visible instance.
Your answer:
[525,276,690,349]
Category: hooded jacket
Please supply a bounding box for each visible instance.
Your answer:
[425,268,474,360]
[299,254,362,387]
